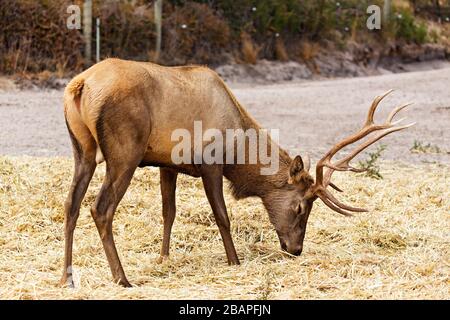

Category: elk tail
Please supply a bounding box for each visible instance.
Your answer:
[64,76,105,164]
[64,75,85,113]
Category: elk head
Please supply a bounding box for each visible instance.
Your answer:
[265,90,415,256]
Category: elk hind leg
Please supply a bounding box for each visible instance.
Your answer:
[60,120,97,287]
[91,154,142,287]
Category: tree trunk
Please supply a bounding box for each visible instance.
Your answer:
[83,0,92,66]
[154,0,163,62]
[383,0,391,25]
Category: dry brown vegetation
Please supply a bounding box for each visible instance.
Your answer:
[2,0,449,76]
[240,32,260,64]
[0,156,448,299]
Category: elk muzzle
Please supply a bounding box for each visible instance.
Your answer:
[280,239,303,256]
[277,230,304,256]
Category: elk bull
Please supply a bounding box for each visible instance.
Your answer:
[61,58,413,287]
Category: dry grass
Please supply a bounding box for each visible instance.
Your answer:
[0,156,448,300]
[240,33,260,65]
[298,41,320,62]
[275,38,289,62]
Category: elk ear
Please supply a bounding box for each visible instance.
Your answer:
[288,155,304,184]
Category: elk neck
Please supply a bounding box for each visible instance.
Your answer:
[223,137,293,201]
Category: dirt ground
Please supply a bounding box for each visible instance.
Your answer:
[1,67,449,164]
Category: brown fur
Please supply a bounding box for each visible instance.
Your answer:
[60,64,412,287]
[60,58,315,287]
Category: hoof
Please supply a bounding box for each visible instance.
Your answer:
[156,255,169,264]
[228,259,241,266]
[118,279,132,288]
[59,275,75,288]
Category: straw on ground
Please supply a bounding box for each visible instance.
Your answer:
[0,157,448,299]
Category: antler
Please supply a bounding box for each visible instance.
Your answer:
[310,90,415,216]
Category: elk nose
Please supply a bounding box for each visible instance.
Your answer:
[281,240,303,256]
[287,245,303,256]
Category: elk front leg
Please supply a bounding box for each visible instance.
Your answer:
[158,168,178,263]
[201,165,240,265]
[91,162,138,287]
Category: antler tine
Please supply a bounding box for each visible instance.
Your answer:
[391,117,406,126]
[322,121,416,186]
[365,89,394,127]
[317,193,354,217]
[339,122,414,167]
[320,189,368,213]
[323,162,366,173]
[329,182,343,192]
[310,90,415,217]
[324,98,414,177]
[387,103,413,123]
[315,90,396,186]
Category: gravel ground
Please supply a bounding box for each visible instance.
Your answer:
[0,67,449,164]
